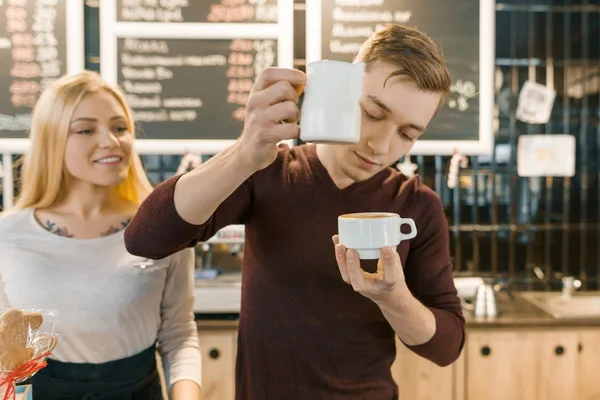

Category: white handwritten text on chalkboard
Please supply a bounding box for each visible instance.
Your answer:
[6,0,59,109]
[120,0,187,22]
[118,0,277,23]
[0,113,31,131]
[115,37,278,140]
[227,39,275,121]
[1,0,66,136]
[317,0,482,142]
[325,1,412,55]
[448,79,477,112]
[119,38,211,123]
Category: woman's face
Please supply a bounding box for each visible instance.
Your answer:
[64,90,133,188]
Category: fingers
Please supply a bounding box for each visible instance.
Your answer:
[246,79,301,128]
[333,236,403,295]
[245,99,300,142]
[266,101,300,124]
[251,80,301,109]
[333,235,366,288]
[252,67,306,94]
[380,247,401,286]
[344,249,365,288]
[237,68,305,171]
[265,122,300,142]
[333,235,351,284]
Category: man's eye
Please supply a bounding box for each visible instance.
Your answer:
[362,109,383,122]
[399,131,416,141]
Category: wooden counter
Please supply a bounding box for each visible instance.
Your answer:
[396,292,600,400]
[195,292,600,400]
[195,315,239,400]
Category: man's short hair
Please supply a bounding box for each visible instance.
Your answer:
[356,24,453,105]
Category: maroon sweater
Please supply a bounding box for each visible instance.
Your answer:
[125,144,465,400]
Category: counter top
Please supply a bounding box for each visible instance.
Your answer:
[465,291,600,329]
[194,292,600,331]
[196,320,239,330]
[195,313,239,330]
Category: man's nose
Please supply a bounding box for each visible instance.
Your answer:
[366,127,395,155]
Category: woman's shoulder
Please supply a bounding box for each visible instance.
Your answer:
[0,208,33,230]
[0,208,36,244]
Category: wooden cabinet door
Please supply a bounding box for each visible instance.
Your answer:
[466,330,578,400]
[198,330,237,400]
[578,330,600,400]
[467,331,537,400]
[535,330,578,400]
[392,337,457,400]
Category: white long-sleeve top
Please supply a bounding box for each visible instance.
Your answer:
[0,208,201,389]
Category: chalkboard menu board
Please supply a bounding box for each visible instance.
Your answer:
[307,0,495,155]
[117,37,278,140]
[117,0,278,23]
[0,0,68,141]
[101,0,292,153]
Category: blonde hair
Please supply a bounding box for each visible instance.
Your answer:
[11,70,153,211]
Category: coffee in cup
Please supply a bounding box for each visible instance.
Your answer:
[337,212,417,259]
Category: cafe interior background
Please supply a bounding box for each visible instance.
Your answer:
[0,0,599,399]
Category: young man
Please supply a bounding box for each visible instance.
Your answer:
[125,24,465,400]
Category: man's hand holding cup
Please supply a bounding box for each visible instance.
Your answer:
[236,67,306,172]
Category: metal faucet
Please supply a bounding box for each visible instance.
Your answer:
[561,276,582,300]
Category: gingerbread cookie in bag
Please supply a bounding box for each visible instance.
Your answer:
[0,309,44,371]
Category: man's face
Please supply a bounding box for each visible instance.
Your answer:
[330,62,442,183]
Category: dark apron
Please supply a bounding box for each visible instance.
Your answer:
[25,344,163,400]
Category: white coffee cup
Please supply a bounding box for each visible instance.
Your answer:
[299,60,365,144]
[337,212,417,260]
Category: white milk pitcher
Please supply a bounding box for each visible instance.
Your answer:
[299,60,365,144]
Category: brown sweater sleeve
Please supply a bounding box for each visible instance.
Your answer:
[124,173,254,260]
[401,185,465,367]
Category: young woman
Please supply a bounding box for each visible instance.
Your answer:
[0,71,202,399]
